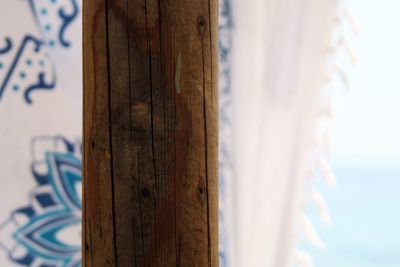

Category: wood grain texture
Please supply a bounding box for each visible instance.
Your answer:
[83,0,219,266]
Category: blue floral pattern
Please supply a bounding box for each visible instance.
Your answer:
[0,136,82,267]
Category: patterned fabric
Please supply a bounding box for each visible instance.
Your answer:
[0,137,81,267]
[0,0,79,104]
[218,0,233,266]
[0,0,82,266]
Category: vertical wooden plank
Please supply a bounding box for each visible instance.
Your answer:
[83,0,117,266]
[205,0,220,265]
[126,0,157,265]
[106,0,141,266]
[146,0,178,266]
[83,0,219,266]
[171,1,214,266]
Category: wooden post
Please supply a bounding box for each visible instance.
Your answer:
[82,0,218,266]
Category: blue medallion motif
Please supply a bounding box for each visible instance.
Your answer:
[0,136,82,267]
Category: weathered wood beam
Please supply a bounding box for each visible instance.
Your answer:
[83,0,219,266]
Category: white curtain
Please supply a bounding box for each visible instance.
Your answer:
[219,0,338,266]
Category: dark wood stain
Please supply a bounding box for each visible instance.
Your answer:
[83,0,219,266]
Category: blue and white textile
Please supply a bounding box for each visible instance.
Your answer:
[0,1,82,266]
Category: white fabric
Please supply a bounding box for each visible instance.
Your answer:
[227,0,338,266]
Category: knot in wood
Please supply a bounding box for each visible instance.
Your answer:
[197,17,207,36]
[141,187,150,198]
[197,180,207,204]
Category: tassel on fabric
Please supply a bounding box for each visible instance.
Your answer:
[317,158,337,187]
[310,188,332,225]
[333,64,350,92]
[301,216,326,250]
[293,3,361,267]
[293,250,314,267]
[343,8,362,36]
[338,37,358,66]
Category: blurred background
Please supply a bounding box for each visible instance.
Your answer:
[302,0,400,266]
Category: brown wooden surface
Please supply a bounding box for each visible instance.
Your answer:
[83,0,219,266]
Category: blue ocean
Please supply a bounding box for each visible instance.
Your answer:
[301,164,400,267]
